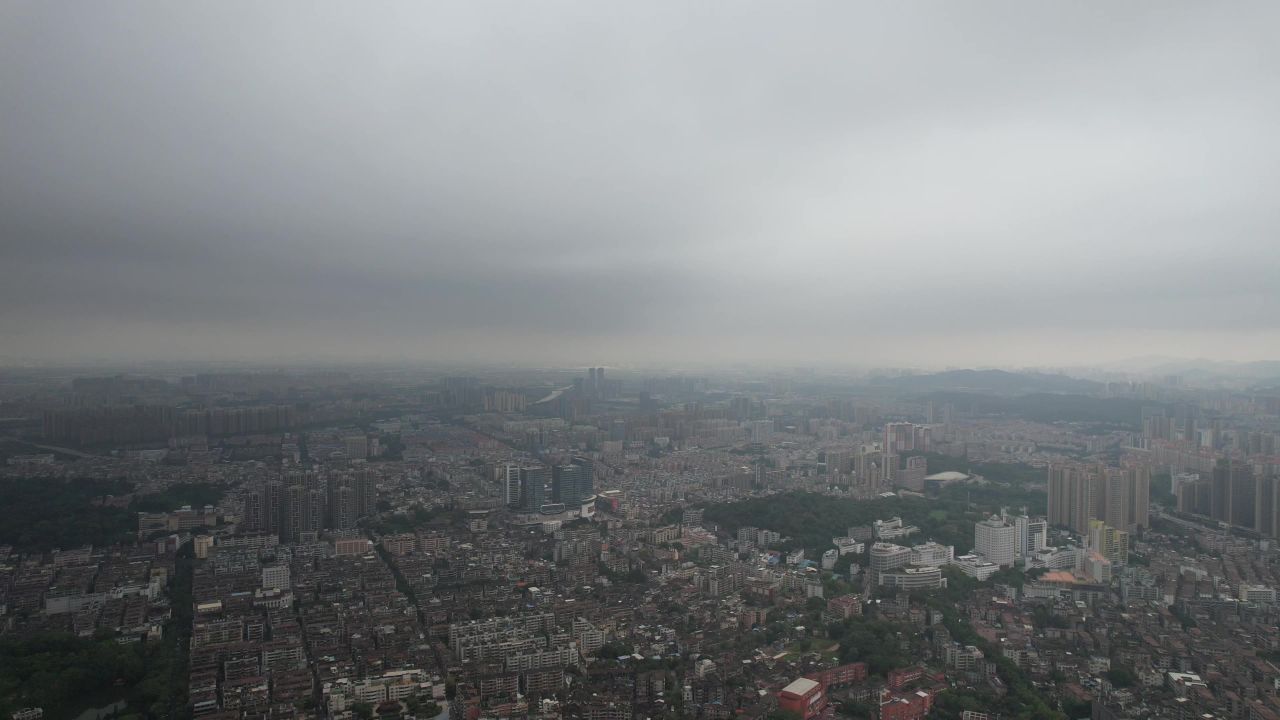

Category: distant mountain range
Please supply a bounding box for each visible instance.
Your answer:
[921,391,1149,429]
[1096,356,1280,380]
[870,368,1103,396]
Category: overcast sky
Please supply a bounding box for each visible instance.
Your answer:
[3,2,1279,368]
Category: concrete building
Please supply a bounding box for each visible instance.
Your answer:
[951,554,1000,580]
[1048,464,1098,534]
[519,466,551,512]
[879,690,933,720]
[974,516,1017,568]
[1087,520,1128,566]
[261,564,290,590]
[873,517,919,541]
[552,456,594,506]
[1239,584,1277,603]
[777,677,824,720]
[878,566,945,591]
[1027,545,1080,571]
[1012,515,1048,560]
[909,542,954,567]
[869,542,912,587]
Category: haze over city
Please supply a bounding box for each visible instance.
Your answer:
[4,2,1280,367]
[11,5,1280,720]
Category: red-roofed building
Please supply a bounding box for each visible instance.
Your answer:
[806,662,868,690]
[825,594,863,620]
[879,690,933,720]
[886,666,924,690]
[777,677,825,720]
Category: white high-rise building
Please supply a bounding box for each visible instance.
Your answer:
[1013,515,1048,560]
[974,516,1017,568]
[504,464,521,507]
[750,420,773,444]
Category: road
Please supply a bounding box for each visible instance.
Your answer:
[2,435,102,458]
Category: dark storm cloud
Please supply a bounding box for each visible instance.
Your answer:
[2,2,1279,365]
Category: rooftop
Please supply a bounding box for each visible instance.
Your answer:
[780,677,820,696]
[1041,570,1078,584]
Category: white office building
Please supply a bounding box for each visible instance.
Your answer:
[1027,545,1080,571]
[869,542,912,585]
[873,517,920,541]
[974,516,1017,568]
[909,542,955,567]
[1013,515,1048,560]
[951,554,1000,581]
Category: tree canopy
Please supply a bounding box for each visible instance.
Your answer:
[0,478,136,551]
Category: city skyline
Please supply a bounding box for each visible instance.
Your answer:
[2,334,1280,719]
[7,5,1280,720]
[3,3,1280,366]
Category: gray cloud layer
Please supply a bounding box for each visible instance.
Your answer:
[3,2,1279,366]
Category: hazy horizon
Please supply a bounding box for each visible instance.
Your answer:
[4,2,1280,366]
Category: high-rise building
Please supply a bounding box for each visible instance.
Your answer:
[1232,466,1257,530]
[353,469,377,519]
[1053,464,1148,534]
[1012,515,1048,560]
[1048,464,1098,534]
[330,484,356,530]
[974,516,1017,568]
[1210,461,1232,524]
[824,448,853,475]
[1104,469,1131,533]
[1128,467,1150,531]
[1211,460,1256,529]
[282,484,306,544]
[552,456,594,506]
[244,482,267,532]
[1047,466,1069,530]
[504,464,522,507]
[243,480,284,534]
[883,423,930,454]
[265,481,282,533]
[303,470,325,495]
[855,449,885,493]
[1088,520,1128,566]
[1171,472,1200,497]
[1257,476,1280,538]
[305,489,326,534]
[750,419,773,444]
[344,435,369,460]
[326,475,346,527]
[1178,476,1214,516]
[520,466,551,512]
[898,455,928,492]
